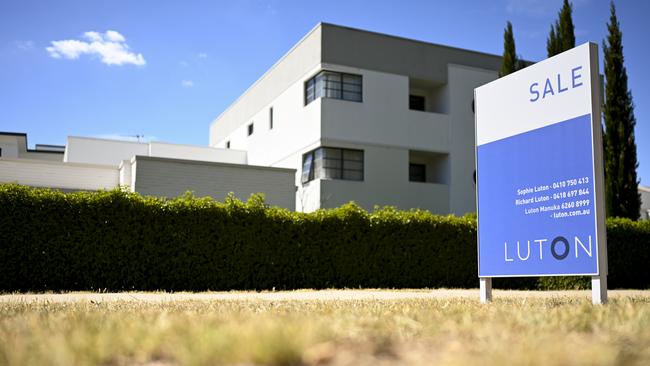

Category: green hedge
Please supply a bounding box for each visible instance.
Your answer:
[1,184,648,292]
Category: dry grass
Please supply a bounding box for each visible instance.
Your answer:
[2,293,650,365]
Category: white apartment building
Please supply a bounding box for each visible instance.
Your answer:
[2,23,649,217]
[210,23,502,214]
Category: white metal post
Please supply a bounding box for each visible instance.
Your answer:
[480,277,492,303]
[592,275,607,304]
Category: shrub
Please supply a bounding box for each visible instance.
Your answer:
[1,184,648,292]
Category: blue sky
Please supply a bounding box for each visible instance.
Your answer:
[1,0,648,184]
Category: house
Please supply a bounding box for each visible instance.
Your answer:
[0,133,296,209]
[209,23,502,213]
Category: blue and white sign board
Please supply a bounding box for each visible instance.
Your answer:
[474,43,608,304]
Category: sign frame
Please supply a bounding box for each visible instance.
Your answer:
[473,43,608,304]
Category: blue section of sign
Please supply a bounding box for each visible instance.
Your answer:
[477,114,598,277]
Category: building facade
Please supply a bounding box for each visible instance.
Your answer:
[210,23,502,214]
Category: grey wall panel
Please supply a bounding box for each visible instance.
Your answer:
[320,23,502,84]
[133,157,296,209]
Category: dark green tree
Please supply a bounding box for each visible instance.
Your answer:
[499,21,518,77]
[547,0,575,57]
[602,2,641,219]
[547,21,561,56]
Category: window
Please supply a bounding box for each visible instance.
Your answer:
[301,147,364,183]
[409,95,425,111]
[269,107,274,129]
[409,163,426,182]
[305,71,362,105]
[0,148,2,157]
[226,141,230,149]
[247,123,254,136]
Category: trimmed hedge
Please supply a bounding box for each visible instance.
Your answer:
[0,184,648,292]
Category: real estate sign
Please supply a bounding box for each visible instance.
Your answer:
[474,43,607,288]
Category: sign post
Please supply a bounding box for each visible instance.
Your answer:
[474,43,608,304]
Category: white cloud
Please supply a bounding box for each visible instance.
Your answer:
[197,52,208,59]
[181,79,194,87]
[46,30,145,66]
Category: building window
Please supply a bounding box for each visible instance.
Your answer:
[305,71,362,105]
[409,95,425,111]
[301,147,364,183]
[247,123,254,136]
[269,107,274,129]
[226,141,230,149]
[409,163,426,182]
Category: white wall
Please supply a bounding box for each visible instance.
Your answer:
[447,64,498,215]
[320,65,450,152]
[0,136,19,158]
[133,156,296,209]
[148,142,247,164]
[65,136,246,167]
[209,24,322,146]
[65,136,148,166]
[215,64,323,167]
[0,158,118,190]
[316,141,450,213]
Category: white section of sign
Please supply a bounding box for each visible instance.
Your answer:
[475,43,593,146]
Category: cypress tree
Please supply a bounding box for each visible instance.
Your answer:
[547,22,561,57]
[602,2,641,219]
[499,21,518,77]
[558,0,576,50]
[547,0,575,57]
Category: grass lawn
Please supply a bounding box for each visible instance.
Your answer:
[1,291,650,365]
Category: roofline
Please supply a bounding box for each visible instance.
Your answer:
[0,131,27,137]
[35,144,66,148]
[68,135,148,145]
[25,149,64,154]
[1,131,64,153]
[639,185,650,193]
[149,140,247,153]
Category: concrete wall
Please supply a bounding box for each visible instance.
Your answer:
[447,64,498,215]
[216,64,323,168]
[1,134,63,161]
[66,136,246,167]
[148,141,247,164]
[0,135,20,158]
[65,136,148,166]
[316,141,450,213]
[132,156,296,209]
[320,65,450,152]
[0,158,118,190]
[320,23,502,84]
